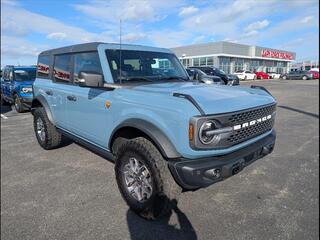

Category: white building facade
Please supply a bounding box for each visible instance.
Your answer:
[171,41,296,74]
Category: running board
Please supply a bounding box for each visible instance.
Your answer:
[57,128,115,162]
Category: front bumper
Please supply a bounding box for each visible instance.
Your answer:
[168,129,276,190]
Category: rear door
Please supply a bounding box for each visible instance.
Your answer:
[50,54,72,129]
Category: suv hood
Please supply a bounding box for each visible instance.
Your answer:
[131,82,275,115]
[17,81,34,86]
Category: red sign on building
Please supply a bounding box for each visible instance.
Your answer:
[261,49,294,60]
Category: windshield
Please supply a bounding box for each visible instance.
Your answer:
[106,50,189,83]
[14,69,36,81]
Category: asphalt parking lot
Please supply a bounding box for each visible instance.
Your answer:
[1,79,319,240]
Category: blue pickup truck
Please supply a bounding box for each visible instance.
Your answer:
[31,42,276,219]
[1,65,36,112]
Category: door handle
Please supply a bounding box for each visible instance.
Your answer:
[45,90,53,96]
[67,95,77,101]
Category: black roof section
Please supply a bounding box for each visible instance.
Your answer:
[39,42,104,56]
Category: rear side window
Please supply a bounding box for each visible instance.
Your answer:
[37,55,50,79]
[73,52,102,83]
[53,54,72,82]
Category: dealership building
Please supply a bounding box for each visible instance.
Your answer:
[171,41,296,74]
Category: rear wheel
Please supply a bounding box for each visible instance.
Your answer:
[33,107,63,150]
[282,76,287,80]
[14,94,24,113]
[302,76,307,80]
[115,137,181,220]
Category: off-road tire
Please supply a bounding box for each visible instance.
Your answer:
[33,107,63,150]
[14,94,24,113]
[114,137,181,220]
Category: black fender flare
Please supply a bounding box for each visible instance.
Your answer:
[109,119,181,159]
[31,95,55,124]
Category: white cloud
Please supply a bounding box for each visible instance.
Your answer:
[46,32,67,40]
[192,35,206,44]
[73,0,183,23]
[242,30,259,37]
[1,0,19,6]
[301,15,314,23]
[1,4,114,43]
[179,6,199,16]
[147,29,192,48]
[122,32,146,42]
[245,20,269,32]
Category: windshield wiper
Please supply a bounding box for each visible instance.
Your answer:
[159,76,189,81]
[120,77,154,82]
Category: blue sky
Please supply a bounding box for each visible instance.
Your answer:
[1,0,319,66]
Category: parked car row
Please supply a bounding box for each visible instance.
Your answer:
[186,66,240,86]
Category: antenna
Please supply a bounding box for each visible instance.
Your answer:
[119,19,122,84]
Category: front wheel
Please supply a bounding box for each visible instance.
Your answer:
[302,76,307,80]
[282,76,287,80]
[115,137,181,220]
[14,94,24,113]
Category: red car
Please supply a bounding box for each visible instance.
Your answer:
[308,71,319,79]
[255,72,270,79]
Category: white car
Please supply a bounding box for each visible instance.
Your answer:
[268,72,281,79]
[234,70,256,80]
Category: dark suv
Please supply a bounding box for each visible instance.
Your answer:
[189,66,239,85]
[282,71,313,80]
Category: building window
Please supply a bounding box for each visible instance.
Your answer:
[219,57,231,74]
[193,58,200,66]
[200,57,206,66]
[181,58,191,67]
[206,57,213,66]
[234,58,244,72]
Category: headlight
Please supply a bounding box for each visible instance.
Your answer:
[21,87,32,93]
[199,120,221,145]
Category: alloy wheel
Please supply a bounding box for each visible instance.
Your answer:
[36,117,46,142]
[122,157,153,202]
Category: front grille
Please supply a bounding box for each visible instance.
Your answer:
[226,104,276,145]
[228,104,276,125]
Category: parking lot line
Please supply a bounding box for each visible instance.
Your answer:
[1,114,8,119]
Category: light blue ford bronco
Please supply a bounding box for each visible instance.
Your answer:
[32,42,276,219]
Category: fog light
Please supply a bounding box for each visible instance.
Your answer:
[205,168,221,179]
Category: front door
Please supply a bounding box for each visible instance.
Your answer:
[65,52,111,149]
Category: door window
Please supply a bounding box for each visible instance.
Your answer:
[53,54,72,82]
[37,55,50,79]
[73,52,103,83]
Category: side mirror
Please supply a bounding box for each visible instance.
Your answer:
[78,71,104,87]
